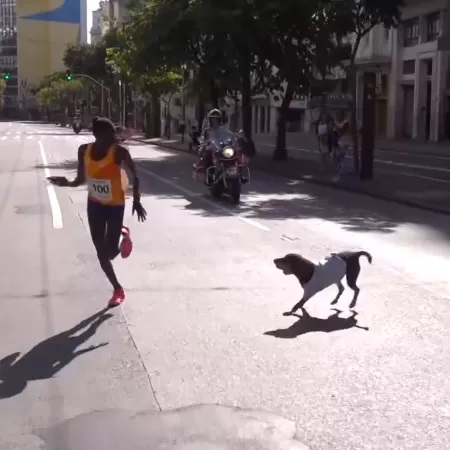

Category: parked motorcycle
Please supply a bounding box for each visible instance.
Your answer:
[193,137,250,204]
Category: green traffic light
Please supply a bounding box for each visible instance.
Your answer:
[66,75,72,81]
[4,73,10,80]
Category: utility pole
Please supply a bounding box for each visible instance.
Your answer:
[360,71,376,180]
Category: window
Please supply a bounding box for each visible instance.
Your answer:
[403,18,419,46]
[403,60,415,74]
[426,12,440,41]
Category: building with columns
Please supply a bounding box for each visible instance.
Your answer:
[389,0,449,141]
[356,0,450,141]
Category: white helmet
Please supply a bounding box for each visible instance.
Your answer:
[207,108,222,119]
[207,109,222,126]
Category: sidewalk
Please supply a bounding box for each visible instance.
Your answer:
[253,131,450,157]
[130,134,450,215]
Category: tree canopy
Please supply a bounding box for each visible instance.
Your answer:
[61,0,404,158]
[0,78,6,107]
[36,78,84,110]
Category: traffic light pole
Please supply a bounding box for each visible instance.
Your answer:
[70,74,111,117]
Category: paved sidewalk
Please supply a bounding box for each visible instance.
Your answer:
[253,131,450,157]
[130,134,450,215]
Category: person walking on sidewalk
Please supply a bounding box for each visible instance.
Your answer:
[331,119,352,182]
[48,117,147,307]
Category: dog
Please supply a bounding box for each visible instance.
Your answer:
[273,251,372,315]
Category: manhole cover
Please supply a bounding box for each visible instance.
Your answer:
[38,404,310,449]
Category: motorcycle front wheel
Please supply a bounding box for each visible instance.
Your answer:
[228,178,241,204]
[210,181,224,199]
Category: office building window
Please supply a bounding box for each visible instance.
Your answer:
[402,60,415,74]
[403,17,419,47]
[426,12,440,41]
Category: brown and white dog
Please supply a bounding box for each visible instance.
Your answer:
[274,251,372,316]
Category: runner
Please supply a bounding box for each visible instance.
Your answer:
[48,117,147,307]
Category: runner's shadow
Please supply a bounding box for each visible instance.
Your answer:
[264,308,369,339]
[0,308,112,399]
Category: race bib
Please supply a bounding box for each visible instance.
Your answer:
[87,178,112,202]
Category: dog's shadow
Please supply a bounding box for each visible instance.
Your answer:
[264,308,369,339]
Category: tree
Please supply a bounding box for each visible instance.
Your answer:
[118,0,271,150]
[0,78,6,107]
[324,0,403,173]
[63,29,119,85]
[105,21,183,137]
[36,78,84,111]
[251,1,347,160]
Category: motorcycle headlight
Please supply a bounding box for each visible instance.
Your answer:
[223,146,235,158]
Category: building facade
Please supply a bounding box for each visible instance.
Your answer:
[355,0,450,141]
[389,0,450,141]
[80,0,88,44]
[90,8,103,44]
[0,0,18,110]
[16,0,82,106]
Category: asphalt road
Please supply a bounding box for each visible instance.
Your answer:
[1,121,450,450]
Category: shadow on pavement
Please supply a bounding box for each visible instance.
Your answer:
[264,309,369,339]
[36,149,450,240]
[0,308,112,399]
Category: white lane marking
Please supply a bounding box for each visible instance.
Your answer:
[0,136,6,140]
[14,135,19,140]
[137,165,270,232]
[239,217,271,231]
[39,141,63,229]
[5,131,10,135]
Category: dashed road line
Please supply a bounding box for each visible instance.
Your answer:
[38,141,63,229]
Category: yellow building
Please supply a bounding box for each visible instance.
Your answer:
[16,0,81,89]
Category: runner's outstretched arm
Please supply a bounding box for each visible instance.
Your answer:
[117,145,146,222]
[68,144,87,187]
[117,145,140,198]
[48,144,86,187]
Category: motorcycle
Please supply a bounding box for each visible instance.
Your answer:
[193,137,250,204]
[72,120,81,134]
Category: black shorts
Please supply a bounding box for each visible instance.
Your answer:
[87,200,125,258]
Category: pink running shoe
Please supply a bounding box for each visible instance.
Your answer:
[120,226,133,258]
[108,287,125,307]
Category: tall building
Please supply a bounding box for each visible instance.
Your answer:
[0,0,18,110]
[90,8,102,44]
[80,0,88,43]
[15,0,83,102]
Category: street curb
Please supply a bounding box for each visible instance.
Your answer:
[133,138,450,217]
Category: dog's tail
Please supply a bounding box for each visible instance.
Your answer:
[356,251,372,264]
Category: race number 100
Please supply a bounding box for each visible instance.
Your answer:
[93,184,110,194]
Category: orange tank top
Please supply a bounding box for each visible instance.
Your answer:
[84,144,127,206]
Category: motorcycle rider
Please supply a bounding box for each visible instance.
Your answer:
[198,109,235,169]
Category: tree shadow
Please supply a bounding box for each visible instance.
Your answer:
[33,146,450,241]
[264,309,369,339]
[0,308,112,399]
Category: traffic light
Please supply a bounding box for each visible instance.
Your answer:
[3,73,10,80]
[65,70,72,81]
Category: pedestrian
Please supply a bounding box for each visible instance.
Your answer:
[331,119,352,182]
[316,114,331,167]
[47,117,147,307]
